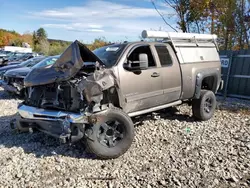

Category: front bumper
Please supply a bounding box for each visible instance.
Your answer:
[15,104,89,142]
[18,104,88,123]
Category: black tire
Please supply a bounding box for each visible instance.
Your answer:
[192,90,217,121]
[85,107,134,159]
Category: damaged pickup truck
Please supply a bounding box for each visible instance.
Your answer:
[13,30,222,159]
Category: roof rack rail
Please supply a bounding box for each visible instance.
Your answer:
[141,30,219,51]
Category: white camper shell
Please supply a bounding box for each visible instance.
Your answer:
[141,30,220,64]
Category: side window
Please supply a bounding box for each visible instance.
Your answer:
[128,46,156,67]
[155,46,173,66]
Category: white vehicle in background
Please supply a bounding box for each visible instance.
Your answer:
[1,46,32,53]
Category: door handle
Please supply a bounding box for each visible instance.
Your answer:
[151,72,160,77]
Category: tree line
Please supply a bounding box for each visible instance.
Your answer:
[153,0,250,50]
[0,28,109,55]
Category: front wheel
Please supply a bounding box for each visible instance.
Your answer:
[85,107,134,159]
[192,90,217,121]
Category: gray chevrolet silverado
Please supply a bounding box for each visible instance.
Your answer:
[13,31,222,159]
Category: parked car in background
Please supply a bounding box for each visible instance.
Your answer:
[0,51,20,65]
[0,56,46,80]
[0,52,25,66]
[1,52,40,66]
[0,55,60,95]
[0,51,12,63]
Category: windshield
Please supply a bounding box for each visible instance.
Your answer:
[7,52,15,57]
[93,44,127,68]
[26,57,46,67]
[32,56,59,69]
[19,57,42,66]
[8,53,23,59]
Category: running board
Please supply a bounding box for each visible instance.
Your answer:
[128,100,182,117]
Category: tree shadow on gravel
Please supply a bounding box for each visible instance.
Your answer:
[132,107,196,127]
[0,114,96,160]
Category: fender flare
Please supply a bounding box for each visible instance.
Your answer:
[194,69,220,99]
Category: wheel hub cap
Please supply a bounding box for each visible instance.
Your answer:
[204,97,213,113]
[98,120,124,148]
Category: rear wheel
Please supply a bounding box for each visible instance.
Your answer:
[192,90,216,121]
[85,107,134,159]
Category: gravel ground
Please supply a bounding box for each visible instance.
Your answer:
[0,88,249,188]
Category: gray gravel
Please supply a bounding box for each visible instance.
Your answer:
[0,88,250,188]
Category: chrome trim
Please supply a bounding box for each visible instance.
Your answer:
[18,105,87,123]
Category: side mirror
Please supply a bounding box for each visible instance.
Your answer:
[138,53,149,69]
[125,53,148,70]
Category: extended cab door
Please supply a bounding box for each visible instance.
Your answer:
[152,44,182,103]
[118,44,165,113]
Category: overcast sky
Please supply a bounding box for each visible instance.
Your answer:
[0,0,177,43]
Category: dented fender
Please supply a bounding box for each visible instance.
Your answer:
[77,68,121,107]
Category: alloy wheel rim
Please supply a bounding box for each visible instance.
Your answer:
[97,120,124,148]
[204,97,213,113]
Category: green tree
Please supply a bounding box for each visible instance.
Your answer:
[48,42,68,55]
[235,0,250,49]
[36,39,50,55]
[9,38,24,46]
[157,0,250,50]
[32,31,38,47]
[159,0,205,33]
[36,28,48,42]
[33,28,49,54]
[87,37,108,50]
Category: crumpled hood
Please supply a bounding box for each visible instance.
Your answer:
[24,40,103,87]
[5,67,31,78]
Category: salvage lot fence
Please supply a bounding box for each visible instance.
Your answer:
[219,49,250,99]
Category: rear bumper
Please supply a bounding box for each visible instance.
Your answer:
[15,104,89,142]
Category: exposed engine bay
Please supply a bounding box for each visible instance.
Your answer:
[21,40,120,114]
[24,79,86,113]
[13,40,130,160]
[24,67,119,113]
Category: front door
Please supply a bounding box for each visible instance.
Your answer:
[118,45,164,113]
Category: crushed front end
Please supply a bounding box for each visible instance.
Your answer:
[14,40,118,143]
[15,103,88,143]
[13,41,134,159]
[0,74,24,94]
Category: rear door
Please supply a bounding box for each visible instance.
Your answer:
[152,44,182,103]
